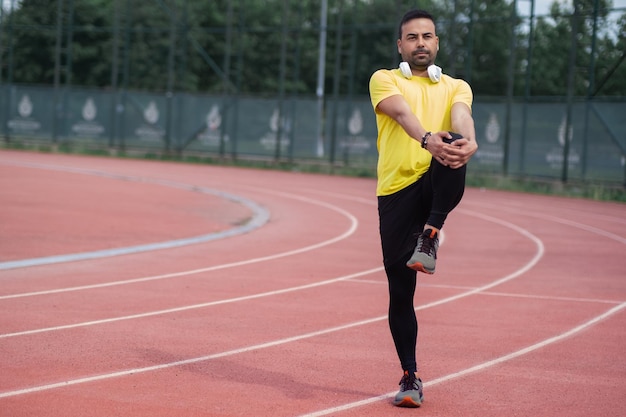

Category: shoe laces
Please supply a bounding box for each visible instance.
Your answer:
[399,371,421,392]
[416,229,438,256]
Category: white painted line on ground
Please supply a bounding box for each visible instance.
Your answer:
[0,210,532,338]
[477,290,624,305]
[460,204,626,244]
[463,198,626,226]
[296,301,626,417]
[0,161,270,270]
[0,191,359,299]
[0,267,384,339]
[0,212,542,396]
[354,280,623,305]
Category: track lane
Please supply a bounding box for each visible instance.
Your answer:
[1,150,624,417]
[0,207,543,397]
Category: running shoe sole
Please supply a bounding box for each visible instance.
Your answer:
[406,261,434,274]
[393,395,422,407]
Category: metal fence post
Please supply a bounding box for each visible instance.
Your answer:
[563,0,581,184]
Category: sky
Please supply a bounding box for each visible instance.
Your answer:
[520,0,626,16]
[2,0,625,19]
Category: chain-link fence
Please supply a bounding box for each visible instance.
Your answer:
[1,0,625,185]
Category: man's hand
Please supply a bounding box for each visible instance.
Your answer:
[427,131,478,169]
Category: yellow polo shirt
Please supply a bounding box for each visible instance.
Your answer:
[369,68,472,196]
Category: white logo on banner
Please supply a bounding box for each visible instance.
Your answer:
[485,113,500,144]
[557,116,573,146]
[82,98,97,121]
[207,105,222,131]
[18,95,33,118]
[135,101,164,141]
[545,115,579,168]
[72,97,104,136]
[260,108,290,150]
[8,94,41,132]
[476,112,503,165]
[348,108,363,135]
[144,101,159,124]
[340,108,371,153]
[198,104,225,146]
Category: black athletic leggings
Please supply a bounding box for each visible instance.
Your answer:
[378,159,466,373]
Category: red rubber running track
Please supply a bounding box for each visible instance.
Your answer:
[1,150,624,417]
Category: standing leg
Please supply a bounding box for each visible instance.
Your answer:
[378,179,429,372]
[385,256,418,372]
[379,180,429,408]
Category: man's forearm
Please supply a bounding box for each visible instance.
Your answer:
[396,113,429,144]
[451,104,476,142]
[377,95,429,143]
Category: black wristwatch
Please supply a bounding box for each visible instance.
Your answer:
[421,132,432,149]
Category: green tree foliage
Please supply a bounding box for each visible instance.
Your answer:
[530,0,619,96]
[1,0,624,97]
[442,0,524,96]
[3,0,112,85]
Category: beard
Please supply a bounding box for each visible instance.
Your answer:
[406,49,434,70]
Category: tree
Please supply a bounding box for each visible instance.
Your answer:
[529,0,624,96]
[6,0,113,86]
[1,0,624,97]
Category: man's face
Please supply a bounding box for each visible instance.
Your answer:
[397,18,439,70]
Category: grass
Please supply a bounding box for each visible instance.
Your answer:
[3,139,624,203]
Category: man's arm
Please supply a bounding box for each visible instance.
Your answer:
[450,102,476,143]
[376,95,476,168]
[376,94,429,142]
[440,102,478,169]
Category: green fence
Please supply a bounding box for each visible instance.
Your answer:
[3,84,625,184]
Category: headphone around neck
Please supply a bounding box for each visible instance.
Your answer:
[399,62,442,83]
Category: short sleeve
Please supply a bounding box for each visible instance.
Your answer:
[453,79,473,110]
[369,69,402,111]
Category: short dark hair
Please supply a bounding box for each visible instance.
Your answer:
[398,9,435,39]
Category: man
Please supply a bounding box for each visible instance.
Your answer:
[368,9,478,408]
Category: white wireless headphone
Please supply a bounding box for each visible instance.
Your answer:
[399,43,441,83]
[399,62,442,83]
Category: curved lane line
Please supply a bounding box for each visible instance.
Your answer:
[296,302,626,417]
[0,161,270,271]
[462,203,626,244]
[0,211,543,396]
[0,267,384,339]
[0,209,525,337]
[2,161,621,407]
[0,191,359,299]
[3,302,622,401]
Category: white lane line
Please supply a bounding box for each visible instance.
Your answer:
[0,314,391,399]
[0,213,542,396]
[476,291,623,305]
[0,161,270,271]
[463,198,626,226]
[459,204,626,244]
[356,280,623,305]
[0,192,359,300]
[3,300,622,402]
[0,209,526,338]
[0,267,384,339]
[296,302,626,417]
